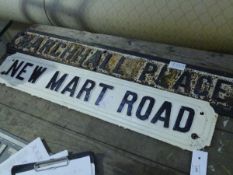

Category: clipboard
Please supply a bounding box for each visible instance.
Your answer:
[11,152,95,175]
[0,138,50,175]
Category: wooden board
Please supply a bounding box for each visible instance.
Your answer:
[0,25,233,175]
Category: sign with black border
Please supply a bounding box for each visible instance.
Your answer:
[0,53,217,151]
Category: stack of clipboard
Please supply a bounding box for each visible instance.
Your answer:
[0,138,96,175]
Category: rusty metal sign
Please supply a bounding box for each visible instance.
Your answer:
[0,53,217,151]
[6,30,233,118]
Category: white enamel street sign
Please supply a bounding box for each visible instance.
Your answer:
[0,53,218,151]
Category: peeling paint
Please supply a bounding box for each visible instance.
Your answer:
[8,31,233,117]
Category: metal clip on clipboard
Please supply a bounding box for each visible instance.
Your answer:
[34,157,69,171]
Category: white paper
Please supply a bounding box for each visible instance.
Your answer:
[190,150,208,175]
[91,163,96,175]
[168,61,186,71]
[15,155,93,175]
[0,138,49,175]
[49,150,68,159]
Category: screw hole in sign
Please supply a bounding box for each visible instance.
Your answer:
[191,133,199,140]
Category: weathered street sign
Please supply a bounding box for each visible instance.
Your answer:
[7,30,233,118]
[0,129,26,163]
[0,53,217,151]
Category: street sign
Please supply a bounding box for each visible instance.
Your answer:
[8,30,233,118]
[0,53,217,151]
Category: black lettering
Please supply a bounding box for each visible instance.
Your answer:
[82,50,102,70]
[194,76,212,97]
[14,34,34,49]
[156,65,167,86]
[95,83,114,105]
[13,36,23,48]
[38,39,56,54]
[16,63,33,81]
[30,36,44,51]
[113,56,125,75]
[138,63,157,85]
[61,76,80,97]
[151,101,172,128]
[50,42,66,57]
[212,79,233,102]
[1,60,24,77]
[76,80,96,101]
[28,66,47,83]
[45,71,68,91]
[173,106,195,133]
[60,44,79,60]
[117,91,137,116]
[73,48,92,66]
[173,71,192,93]
[136,96,155,120]
[156,66,181,88]
[98,53,112,71]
